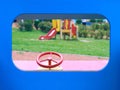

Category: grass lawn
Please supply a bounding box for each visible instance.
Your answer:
[12,28,110,57]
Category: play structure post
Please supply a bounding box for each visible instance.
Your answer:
[52,19,61,32]
[48,60,52,70]
[69,19,72,39]
[60,20,63,39]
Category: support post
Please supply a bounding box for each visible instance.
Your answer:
[76,25,79,39]
[60,20,63,39]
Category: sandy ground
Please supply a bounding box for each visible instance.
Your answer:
[12,51,109,61]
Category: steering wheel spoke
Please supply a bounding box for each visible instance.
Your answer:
[51,59,58,63]
[39,59,49,62]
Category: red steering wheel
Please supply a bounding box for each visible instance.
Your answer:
[36,52,63,69]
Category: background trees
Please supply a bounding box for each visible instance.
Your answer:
[16,19,110,40]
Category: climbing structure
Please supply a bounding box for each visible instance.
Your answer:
[60,19,78,39]
[39,19,78,40]
[52,19,78,40]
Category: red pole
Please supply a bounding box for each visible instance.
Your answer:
[48,60,51,70]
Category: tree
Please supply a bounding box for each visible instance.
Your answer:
[76,19,82,24]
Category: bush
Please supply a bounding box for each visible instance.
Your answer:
[90,19,96,23]
[103,23,110,31]
[96,19,103,23]
[24,20,33,31]
[38,21,52,33]
[78,24,85,31]
[19,20,33,31]
[76,19,82,24]
[94,30,105,39]
[34,20,40,30]
[99,30,105,39]
[78,24,85,37]
[78,31,82,37]
[94,31,99,39]
[81,30,88,38]
[89,30,95,38]
[19,22,25,31]
[92,23,100,30]
[105,30,110,39]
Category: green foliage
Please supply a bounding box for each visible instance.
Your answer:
[19,22,25,31]
[78,21,110,40]
[19,20,33,31]
[76,19,82,24]
[91,22,109,31]
[94,31,99,39]
[24,20,33,31]
[96,19,103,23]
[94,30,105,39]
[90,19,103,23]
[78,24,86,37]
[92,23,100,30]
[82,30,88,38]
[43,19,52,22]
[38,21,52,33]
[34,20,40,30]
[103,23,110,31]
[89,30,95,38]
[105,30,110,39]
[99,30,105,39]
[78,31,82,37]
[90,19,96,23]
[78,24,85,30]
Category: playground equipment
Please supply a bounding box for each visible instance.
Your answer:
[39,28,57,40]
[14,58,108,71]
[52,19,61,32]
[39,19,78,40]
[13,51,108,71]
[52,19,78,39]
[60,19,78,39]
[36,51,63,70]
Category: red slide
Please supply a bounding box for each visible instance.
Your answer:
[39,28,57,40]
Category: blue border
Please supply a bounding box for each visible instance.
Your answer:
[0,0,120,90]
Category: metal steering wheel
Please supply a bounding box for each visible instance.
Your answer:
[36,52,63,69]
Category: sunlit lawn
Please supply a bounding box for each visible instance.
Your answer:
[12,28,109,57]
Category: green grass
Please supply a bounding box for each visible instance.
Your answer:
[12,28,110,57]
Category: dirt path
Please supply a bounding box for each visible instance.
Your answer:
[12,51,109,61]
